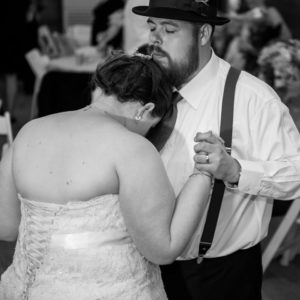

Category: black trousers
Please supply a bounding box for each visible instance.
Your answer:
[161,243,262,300]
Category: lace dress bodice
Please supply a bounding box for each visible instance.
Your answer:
[0,194,167,300]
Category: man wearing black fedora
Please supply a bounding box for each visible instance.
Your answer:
[133,0,300,300]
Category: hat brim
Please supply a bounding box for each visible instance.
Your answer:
[132,6,230,25]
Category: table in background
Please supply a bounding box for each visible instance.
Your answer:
[31,54,103,118]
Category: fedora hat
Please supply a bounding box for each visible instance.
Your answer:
[132,0,229,25]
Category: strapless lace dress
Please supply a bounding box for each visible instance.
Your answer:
[0,194,167,300]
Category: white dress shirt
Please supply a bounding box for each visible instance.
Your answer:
[160,51,300,259]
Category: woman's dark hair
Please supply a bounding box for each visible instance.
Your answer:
[92,52,173,118]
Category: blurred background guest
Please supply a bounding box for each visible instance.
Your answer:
[91,0,124,56]
[224,16,281,74]
[0,0,40,119]
[214,0,293,74]
[257,39,300,130]
[213,0,249,57]
[228,0,292,40]
[257,39,300,230]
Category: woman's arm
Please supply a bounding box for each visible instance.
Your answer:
[116,135,211,265]
[0,145,21,241]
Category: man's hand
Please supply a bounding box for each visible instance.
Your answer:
[193,131,241,183]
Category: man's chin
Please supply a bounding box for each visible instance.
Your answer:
[153,56,169,67]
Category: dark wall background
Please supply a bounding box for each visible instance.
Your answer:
[39,0,63,32]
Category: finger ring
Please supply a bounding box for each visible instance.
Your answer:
[205,154,210,164]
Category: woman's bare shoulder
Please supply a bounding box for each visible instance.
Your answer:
[13,117,43,142]
[116,130,158,158]
[13,114,59,143]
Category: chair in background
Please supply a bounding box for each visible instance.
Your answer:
[0,110,13,156]
[262,199,300,272]
[0,106,15,276]
[25,49,50,119]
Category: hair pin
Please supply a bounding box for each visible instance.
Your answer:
[133,52,153,60]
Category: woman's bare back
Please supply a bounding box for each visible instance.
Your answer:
[12,109,137,204]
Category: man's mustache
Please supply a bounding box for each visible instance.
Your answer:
[148,45,167,57]
[137,44,169,58]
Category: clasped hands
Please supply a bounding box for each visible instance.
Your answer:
[193,131,241,183]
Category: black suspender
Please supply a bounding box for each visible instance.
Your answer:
[197,67,241,262]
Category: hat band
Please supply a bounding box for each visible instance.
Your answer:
[149,0,216,17]
[150,0,189,10]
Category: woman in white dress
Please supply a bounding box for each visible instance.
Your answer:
[0,53,212,299]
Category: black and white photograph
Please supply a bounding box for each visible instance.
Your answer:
[0,0,300,299]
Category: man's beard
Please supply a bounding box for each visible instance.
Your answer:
[167,43,199,88]
[147,42,199,88]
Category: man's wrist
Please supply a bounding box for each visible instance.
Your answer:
[227,159,241,186]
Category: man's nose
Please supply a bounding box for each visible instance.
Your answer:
[149,31,163,46]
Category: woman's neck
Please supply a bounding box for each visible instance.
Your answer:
[87,97,129,129]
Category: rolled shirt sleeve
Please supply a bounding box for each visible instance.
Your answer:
[238,98,300,199]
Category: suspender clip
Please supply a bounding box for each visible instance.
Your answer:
[197,256,204,264]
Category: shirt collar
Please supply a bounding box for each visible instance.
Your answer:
[179,50,220,110]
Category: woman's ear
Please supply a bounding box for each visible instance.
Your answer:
[135,103,155,120]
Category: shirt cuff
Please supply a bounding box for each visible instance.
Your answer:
[236,159,264,195]
[224,181,239,190]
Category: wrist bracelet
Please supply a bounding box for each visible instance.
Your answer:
[189,171,213,180]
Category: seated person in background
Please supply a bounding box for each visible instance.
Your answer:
[91,0,125,55]
[0,53,212,299]
[258,39,300,130]
[224,17,281,74]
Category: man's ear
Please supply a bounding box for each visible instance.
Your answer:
[199,24,213,46]
[135,103,155,120]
